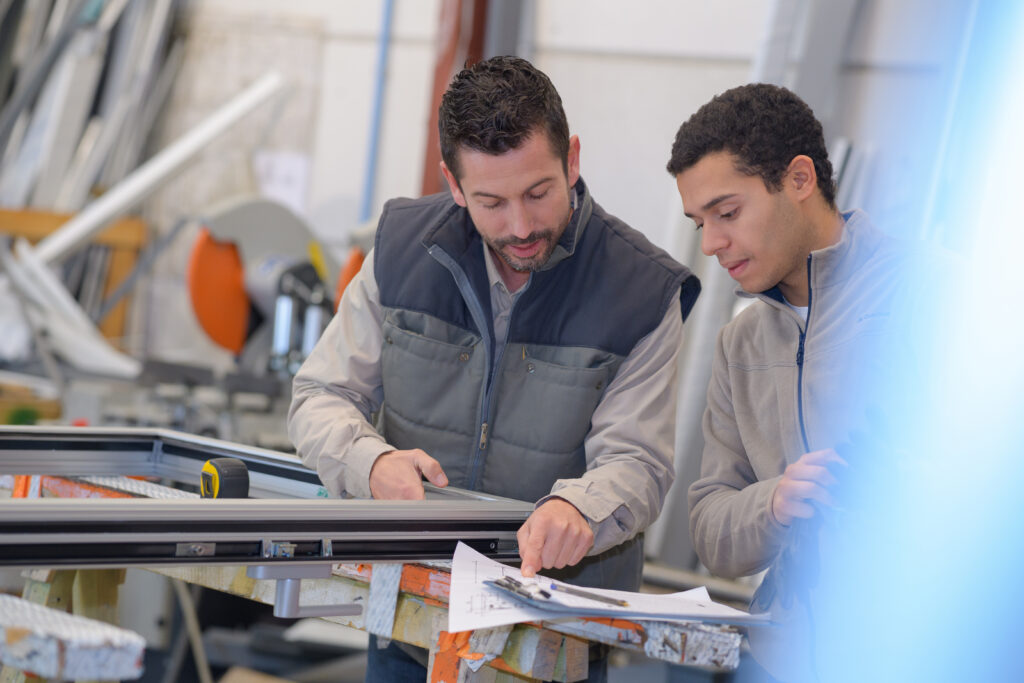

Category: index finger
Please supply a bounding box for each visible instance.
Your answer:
[803,448,848,468]
[517,520,546,577]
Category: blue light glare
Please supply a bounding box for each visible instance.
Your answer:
[810,2,1024,681]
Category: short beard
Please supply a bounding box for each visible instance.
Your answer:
[490,230,559,273]
[490,194,574,273]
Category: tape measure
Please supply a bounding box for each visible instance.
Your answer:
[200,457,249,498]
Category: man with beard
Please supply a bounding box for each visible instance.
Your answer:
[289,56,700,681]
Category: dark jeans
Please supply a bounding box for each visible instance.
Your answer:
[365,634,608,682]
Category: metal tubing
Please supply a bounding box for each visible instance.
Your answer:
[31,72,283,265]
[359,0,394,223]
[271,576,362,619]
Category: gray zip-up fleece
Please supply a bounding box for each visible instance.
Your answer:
[688,210,913,578]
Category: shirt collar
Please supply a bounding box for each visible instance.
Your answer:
[482,240,509,293]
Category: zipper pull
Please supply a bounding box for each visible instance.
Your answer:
[479,422,489,450]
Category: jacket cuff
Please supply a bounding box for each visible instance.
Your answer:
[538,481,634,555]
[534,491,601,538]
[758,475,789,532]
[344,436,395,499]
[540,480,619,524]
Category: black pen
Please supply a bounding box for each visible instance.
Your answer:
[488,576,551,600]
[548,582,630,607]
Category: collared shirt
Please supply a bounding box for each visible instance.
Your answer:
[481,241,524,362]
[289,240,684,555]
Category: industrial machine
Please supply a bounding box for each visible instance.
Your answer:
[186,197,342,378]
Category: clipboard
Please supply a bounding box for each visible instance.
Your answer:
[482,576,771,626]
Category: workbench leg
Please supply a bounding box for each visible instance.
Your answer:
[71,569,127,683]
[498,628,563,681]
[552,636,589,682]
[72,569,126,625]
[430,630,579,682]
[19,570,76,610]
[428,631,509,682]
[428,630,464,682]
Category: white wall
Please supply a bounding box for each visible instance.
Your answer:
[834,0,971,239]
[533,0,770,254]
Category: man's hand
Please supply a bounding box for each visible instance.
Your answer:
[369,449,448,500]
[771,448,847,526]
[517,498,594,578]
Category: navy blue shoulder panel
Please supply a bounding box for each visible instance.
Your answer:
[375,192,700,357]
[510,200,700,356]
[374,193,488,335]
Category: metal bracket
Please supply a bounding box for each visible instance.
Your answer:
[246,563,362,619]
[175,542,215,558]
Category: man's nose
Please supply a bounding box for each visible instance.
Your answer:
[701,225,727,257]
[509,201,532,239]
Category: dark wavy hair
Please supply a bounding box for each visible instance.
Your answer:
[666,83,836,208]
[439,56,570,181]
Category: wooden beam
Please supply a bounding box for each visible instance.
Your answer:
[0,209,146,250]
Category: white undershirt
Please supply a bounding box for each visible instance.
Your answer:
[785,300,808,321]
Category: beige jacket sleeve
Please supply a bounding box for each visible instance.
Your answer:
[687,328,788,578]
[540,294,682,555]
[287,250,393,499]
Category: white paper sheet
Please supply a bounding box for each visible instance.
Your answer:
[448,542,766,633]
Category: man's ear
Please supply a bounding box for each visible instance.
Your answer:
[567,135,581,188]
[786,155,818,202]
[440,161,467,207]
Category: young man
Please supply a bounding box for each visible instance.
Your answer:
[668,84,916,678]
[290,56,700,681]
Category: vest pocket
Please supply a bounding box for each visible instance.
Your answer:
[491,345,622,455]
[380,316,483,439]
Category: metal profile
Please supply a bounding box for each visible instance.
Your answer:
[0,426,532,568]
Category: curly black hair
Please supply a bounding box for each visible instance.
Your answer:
[666,83,836,208]
[439,56,570,181]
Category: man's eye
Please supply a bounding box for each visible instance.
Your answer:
[694,223,703,232]
[528,189,549,201]
[720,209,737,220]
[483,202,502,210]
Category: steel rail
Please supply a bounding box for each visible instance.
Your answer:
[0,426,533,567]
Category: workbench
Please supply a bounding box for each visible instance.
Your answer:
[151,560,742,681]
[0,427,744,681]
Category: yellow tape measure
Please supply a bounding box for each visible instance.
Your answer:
[200,457,249,498]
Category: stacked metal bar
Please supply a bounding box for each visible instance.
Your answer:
[0,425,533,567]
